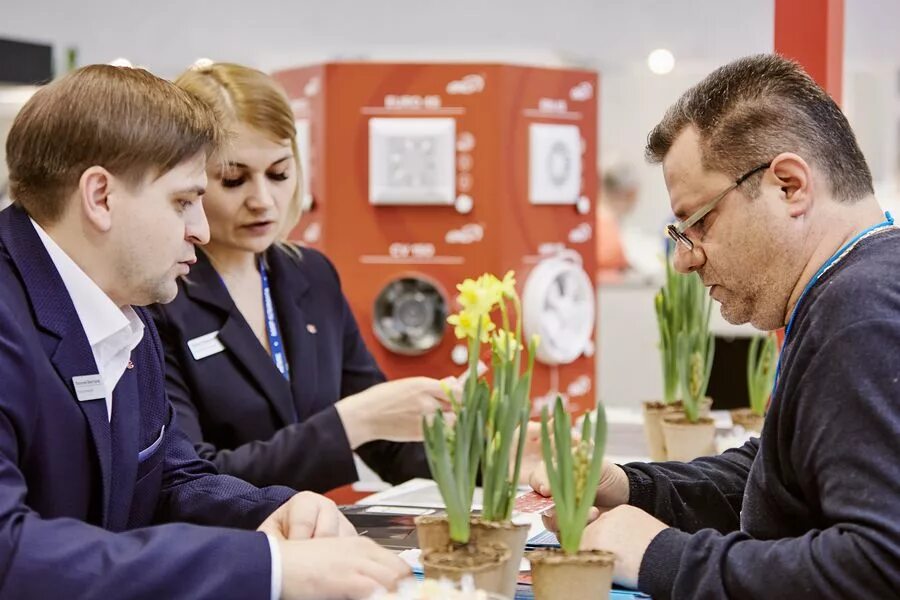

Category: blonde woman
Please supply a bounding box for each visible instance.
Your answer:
[151,63,455,492]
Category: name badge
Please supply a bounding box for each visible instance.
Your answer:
[187,331,226,361]
[72,374,106,402]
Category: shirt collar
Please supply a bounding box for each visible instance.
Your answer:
[30,218,143,347]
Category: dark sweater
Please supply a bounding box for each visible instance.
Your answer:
[626,228,900,599]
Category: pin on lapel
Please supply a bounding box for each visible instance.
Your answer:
[306,324,318,334]
[126,360,134,370]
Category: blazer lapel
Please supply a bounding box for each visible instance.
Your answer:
[268,248,319,421]
[183,250,297,426]
[0,206,113,525]
[107,357,140,531]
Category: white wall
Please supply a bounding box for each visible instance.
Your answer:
[0,87,39,188]
[0,1,774,77]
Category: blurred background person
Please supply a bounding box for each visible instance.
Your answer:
[596,161,637,280]
[597,161,664,283]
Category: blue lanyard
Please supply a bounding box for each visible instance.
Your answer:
[260,257,290,381]
[773,211,894,390]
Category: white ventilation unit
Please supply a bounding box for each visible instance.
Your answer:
[522,252,595,365]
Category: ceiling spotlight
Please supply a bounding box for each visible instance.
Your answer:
[109,57,133,68]
[647,49,675,75]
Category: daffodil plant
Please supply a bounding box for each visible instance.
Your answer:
[655,258,691,405]
[675,271,715,423]
[747,333,778,417]
[481,273,537,523]
[422,319,487,544]
[423,271,538,544]
[540,396,607,555]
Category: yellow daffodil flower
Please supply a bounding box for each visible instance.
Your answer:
[447,309,495,342]
[491,330,520,361]
[498,270,517,299]
[455,278,495,315]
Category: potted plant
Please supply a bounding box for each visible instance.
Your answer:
[474,272,539,598]
[660,287,716,461]
[418,271,536,595]
[644,258,709,459]
[528,397,615,600]
[732,332,777,433]
[418,318,508,591]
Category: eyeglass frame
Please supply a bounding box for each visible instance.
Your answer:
[666,162,771,251]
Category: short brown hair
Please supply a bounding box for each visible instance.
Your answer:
[646,54,873,202]
[6,64,223,223]
[175,63,303,240]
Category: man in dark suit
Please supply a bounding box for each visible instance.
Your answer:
[0,64,408,599]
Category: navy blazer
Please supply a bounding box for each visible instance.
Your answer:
[0,205,295,598]
[150,245,429,493]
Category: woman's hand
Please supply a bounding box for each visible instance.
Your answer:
[336,377,461,447]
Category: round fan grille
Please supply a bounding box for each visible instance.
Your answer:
[523,255,595,365]
[373,276,448,355]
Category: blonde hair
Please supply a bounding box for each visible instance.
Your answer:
[175,63,304,242]
[7,64,223,224]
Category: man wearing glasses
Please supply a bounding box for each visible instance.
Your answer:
[531,54,900,597]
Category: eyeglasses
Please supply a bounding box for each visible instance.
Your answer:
[666,163,771,251]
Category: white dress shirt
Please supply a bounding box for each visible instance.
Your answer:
[31,219,283,599]
[32,220,143,420]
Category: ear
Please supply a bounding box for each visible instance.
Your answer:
[77,166,115,232]
[768,153,813,218]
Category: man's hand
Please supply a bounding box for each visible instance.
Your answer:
[258,491,357,541]
[529,458,631,509]
[280,537,412,599]
[540,504,601,537]
[580,505,668,589]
